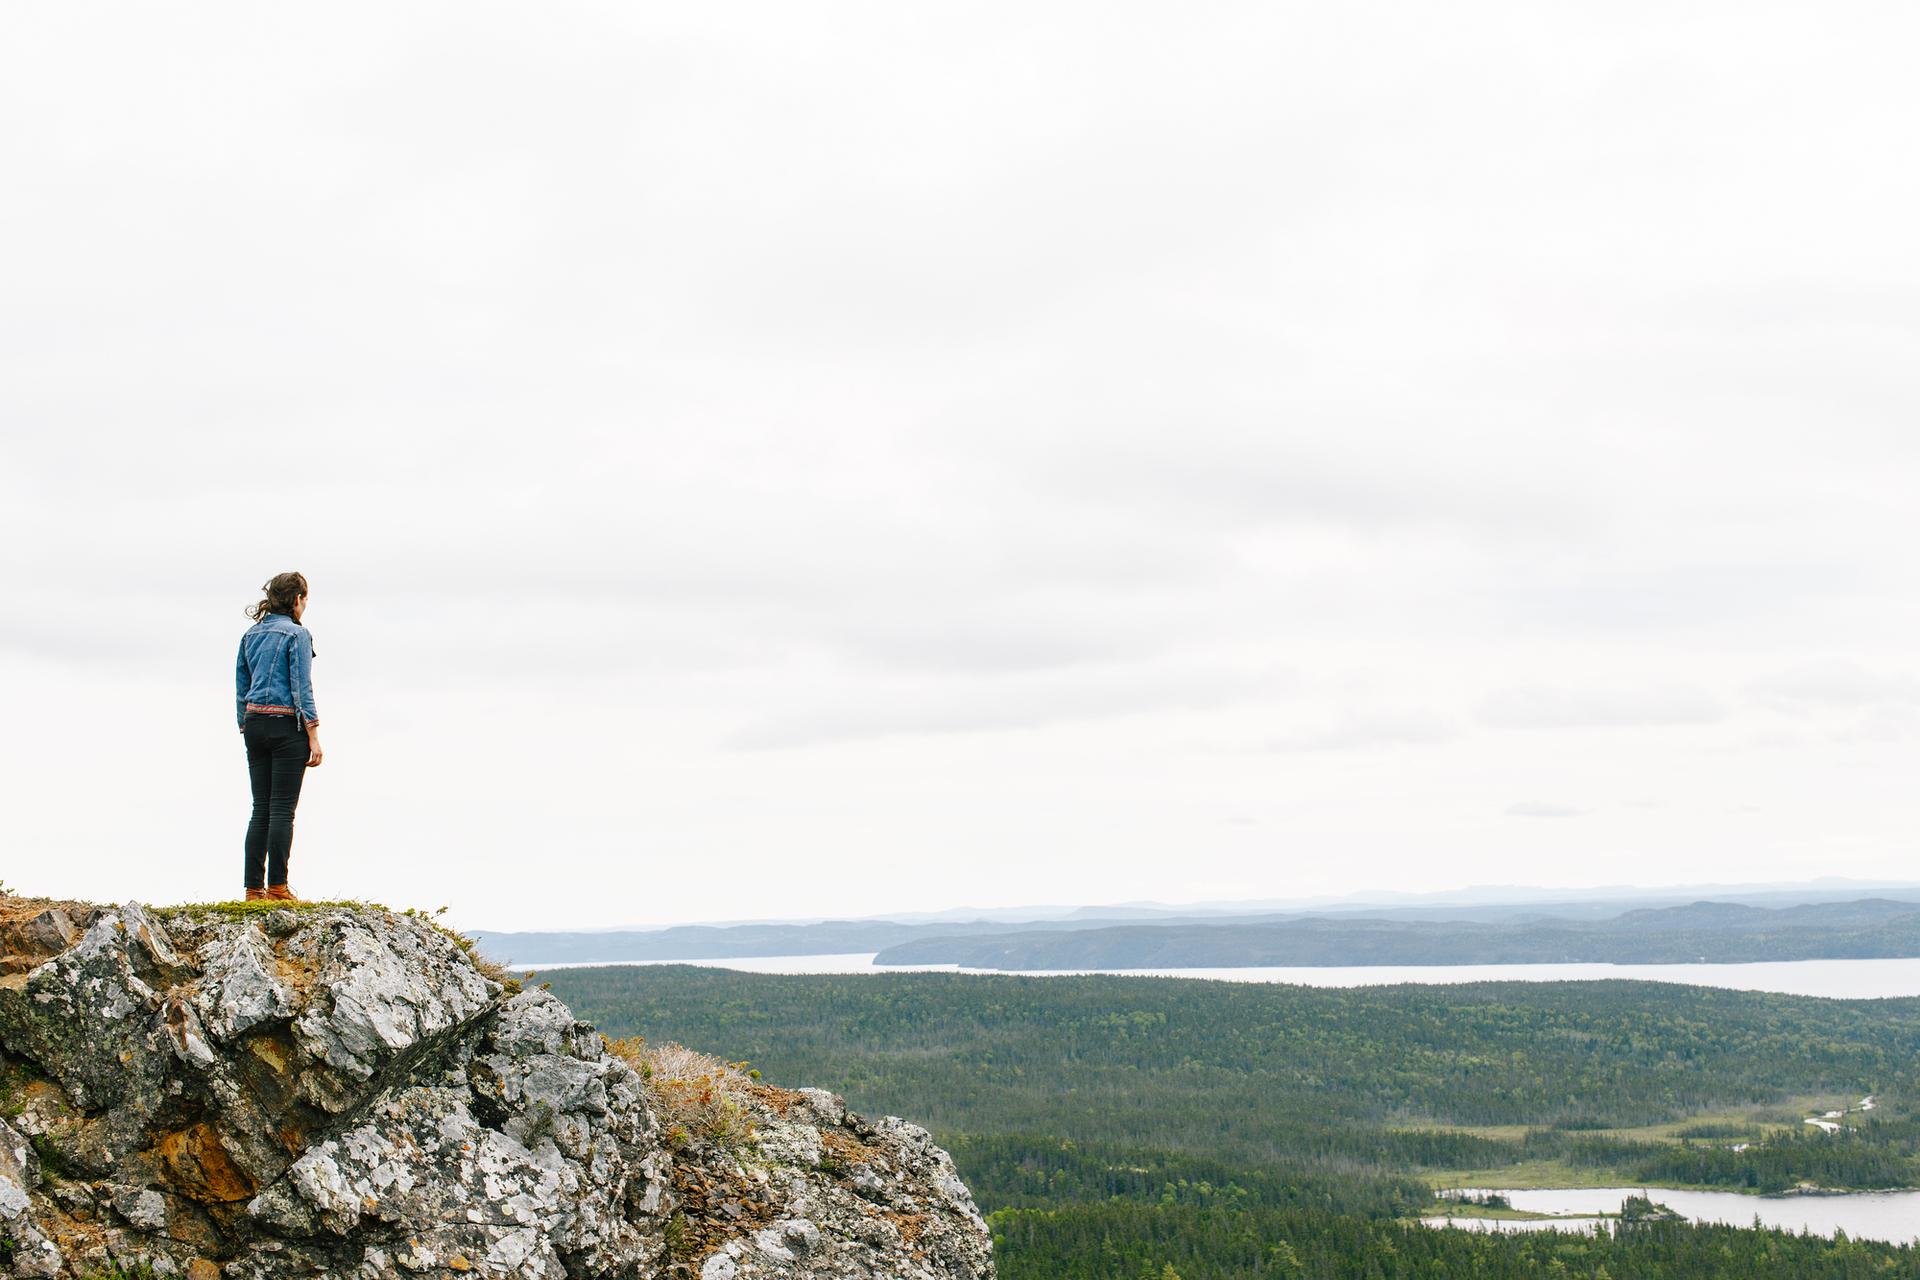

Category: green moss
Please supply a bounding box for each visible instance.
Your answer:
[153,898,392,921]
[29,1132,69,1179]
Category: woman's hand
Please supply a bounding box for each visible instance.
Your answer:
[306,729,324,768]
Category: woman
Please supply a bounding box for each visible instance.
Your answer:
[235,572,323,902]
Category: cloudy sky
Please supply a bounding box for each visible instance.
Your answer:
[4,3,1917,929]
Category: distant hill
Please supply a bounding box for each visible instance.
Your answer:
[870,898,1920,969]
[472,884,1920,967]
[468,912,1299,966]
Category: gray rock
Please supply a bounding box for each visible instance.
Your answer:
[286,912,499,1109]
[0,1118,63,1277]
[108,1182,168,1230]
[192,924,295,1041]
[0,902,993,1280]
[0,906,173,1112]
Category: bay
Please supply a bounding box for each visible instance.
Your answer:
[535,952,1920,999]
[1429,1186,1920,1244]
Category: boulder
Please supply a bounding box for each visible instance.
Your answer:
[0,899,993,1280]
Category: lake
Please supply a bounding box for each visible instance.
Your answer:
[1428,1186,1920,1245]
[535,952,1920,999]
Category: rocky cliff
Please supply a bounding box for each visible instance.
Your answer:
[0,896,994,1280]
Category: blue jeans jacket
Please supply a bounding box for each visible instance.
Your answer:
[235,613,320,731]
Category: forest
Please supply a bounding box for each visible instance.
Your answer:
[987,1205,1920,1278]
[543,966,1920,1275]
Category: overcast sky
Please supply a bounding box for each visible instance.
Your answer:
[4,2,1918,930]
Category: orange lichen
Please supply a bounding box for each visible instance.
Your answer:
[820,1128,882,1167]
[157,1123,257,1203]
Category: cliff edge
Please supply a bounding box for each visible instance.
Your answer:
[0,896,994,1280]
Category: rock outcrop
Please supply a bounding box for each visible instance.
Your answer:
[0,897,994,1280]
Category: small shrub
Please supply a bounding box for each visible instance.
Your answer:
[468,950,524,996]
[521,1100,558,1145]
[30,1132,70,1179]
[440,927,524,996]
[0,1232,17,1265]
[0,1058,35,1118]
[662,1211,692,1260]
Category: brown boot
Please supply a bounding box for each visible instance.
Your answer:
[265,884,301,903]
[245,887,269,902]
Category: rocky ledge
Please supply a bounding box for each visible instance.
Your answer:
[0,897,993,1280]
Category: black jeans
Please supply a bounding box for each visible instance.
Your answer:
[244,713,309,889]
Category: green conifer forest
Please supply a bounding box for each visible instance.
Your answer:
[546,967,1920,1276]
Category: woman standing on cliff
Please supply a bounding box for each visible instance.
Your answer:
[235,571,322,902]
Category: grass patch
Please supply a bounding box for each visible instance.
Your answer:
[1425,1202,1565,1221]
[1391,1122,1531,1141]
[1403,1096,1846,1149]
[441,925,524,997]
[604,1036,755,1151]
[1427,1159,1634,1191]
[154,898,394,921]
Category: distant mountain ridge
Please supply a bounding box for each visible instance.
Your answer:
[473,884,1920,968]
[871,897,1920,970]
[468,913,1305,966]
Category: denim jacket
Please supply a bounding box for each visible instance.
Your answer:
[235,613,319,731]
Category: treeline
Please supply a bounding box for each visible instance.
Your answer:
[1636,1127,1915,1193]
[943,1128,1917,1225]
[944,1135,1433,1217]
[988,1204,1920,1280]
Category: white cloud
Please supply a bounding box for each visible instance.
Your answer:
[1749,659,1920,711]
[1832,706,1920,745]
[726,660,1287,750]
[1478,685,1727,730]
[1269,710,1460,753]
[3,1,1920,926]
[1506,802,1587,819]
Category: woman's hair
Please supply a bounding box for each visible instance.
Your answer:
[246,571,309,621]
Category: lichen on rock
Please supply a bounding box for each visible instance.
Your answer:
[0,897,993,1279]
